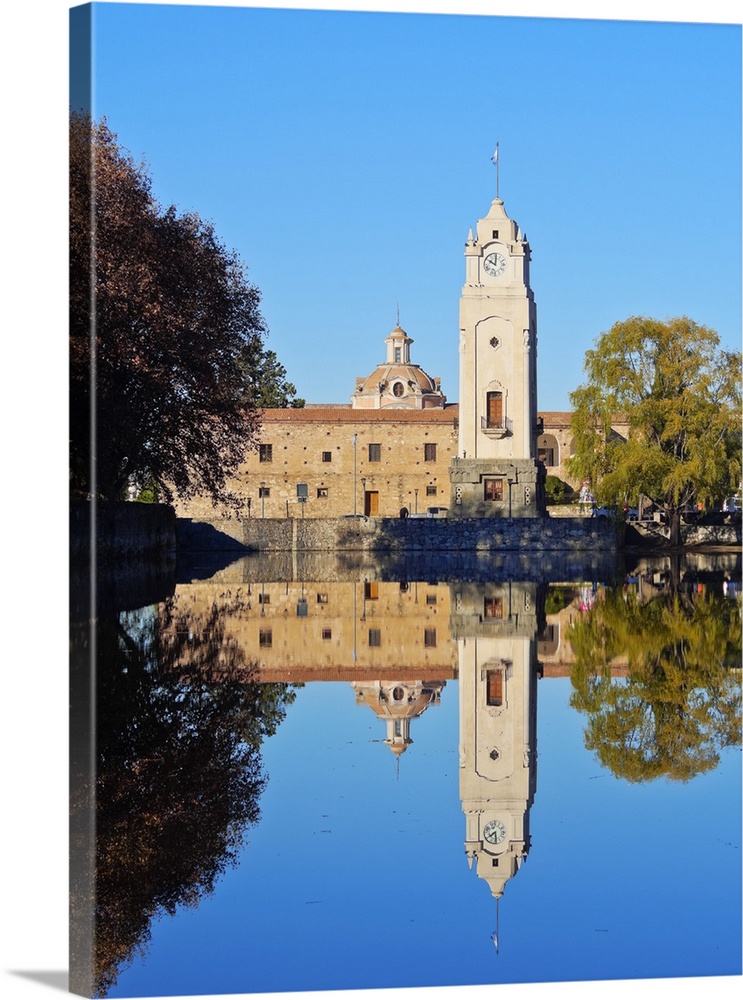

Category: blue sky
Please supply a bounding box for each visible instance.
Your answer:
[75,2,741,412]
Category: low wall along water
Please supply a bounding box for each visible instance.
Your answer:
[176,513,621,554]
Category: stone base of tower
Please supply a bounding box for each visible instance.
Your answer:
[449,457,546,518]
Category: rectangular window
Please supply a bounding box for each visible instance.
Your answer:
[259,443,273,462]
[538,447,555,467]
[317,593,328,604]
[258,593,270,605]
[426,485,437,496]
[368,443,381,462]
[426,594,437,606]
[317,487,328,498]
[486,669,504,706]
[486,392,503,428]
[322,628,332,641]
[259,628,272,648]
[484,596,504,619]
[258,486,270,498]
[424,443,437,461]
[322,451,332,462]
[364,582,379,600]
[484,478,504,502]
[368,628,381,647]
[424,628,437,648]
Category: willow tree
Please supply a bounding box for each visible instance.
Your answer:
[567,316,741,544]
[70,112,288,508]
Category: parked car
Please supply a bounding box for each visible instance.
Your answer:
[722,496,742,513]
[426,506,449,518]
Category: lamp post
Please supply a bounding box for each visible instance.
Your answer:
[353,434,357,515]
[260,482,265,518]
[414,488,418,514]
[361,477,366,517]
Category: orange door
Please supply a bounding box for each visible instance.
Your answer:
[365,491,380,516]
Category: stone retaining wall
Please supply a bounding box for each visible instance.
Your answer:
[70,500,177,561]
[177,513,620,554]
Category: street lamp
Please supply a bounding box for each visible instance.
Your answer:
[361,476,366,516]
[260,481,265,518]
[414,488,418,514]
[353,434,357,515]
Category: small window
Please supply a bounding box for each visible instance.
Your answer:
[484,479,504,502]
[368,443,381,462]
[392,382,404,397]
[322,628,332,641]
[368,628,381,647]
[322,451,332,462]
[258,593,270,605]
[258,486,270,498]
[259,443,273,462]
[394,347,402,362]
[492,229,499,239]
[364,582,379,600]
[426,485,437,496]
[426,594,437,606]
[424,443,437,461]
[392,686,405,701]
[484,597,504,619]
[317,487,328,498]
[424,628,437,648]
[317,593,328,604]
[259,628,272,648]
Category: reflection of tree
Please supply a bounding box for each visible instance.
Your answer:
[70,596,297,997]
[569,588,741,783]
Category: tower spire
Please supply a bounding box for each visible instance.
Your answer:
[491,144,500,199]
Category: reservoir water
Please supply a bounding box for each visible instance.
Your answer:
[70,550,742,998]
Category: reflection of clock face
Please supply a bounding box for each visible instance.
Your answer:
[483,819,506,845]
[483,252,506,277]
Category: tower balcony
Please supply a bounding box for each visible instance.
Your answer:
[480,416,513,438]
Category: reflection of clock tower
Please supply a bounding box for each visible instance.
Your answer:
[450,181,545,517]
[452,581,539,899]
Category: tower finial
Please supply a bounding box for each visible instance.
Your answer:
[396,303,400,327]
[491,143,500,199]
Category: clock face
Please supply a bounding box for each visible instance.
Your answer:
[483,252,506,277]
[483,819,506,845]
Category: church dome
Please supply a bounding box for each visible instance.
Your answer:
[352,324,446,410]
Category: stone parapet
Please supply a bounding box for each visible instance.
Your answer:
[177,514,618,556]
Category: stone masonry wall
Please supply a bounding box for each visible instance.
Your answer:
[177,514,619,555]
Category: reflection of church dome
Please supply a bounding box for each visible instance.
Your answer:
[352,680,445,757]
[352,325,446,410]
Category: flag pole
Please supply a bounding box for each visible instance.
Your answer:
[492,143,500,199]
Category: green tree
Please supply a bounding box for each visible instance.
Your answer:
[243,348,305,408]
[569,586,741,783]
[70,113,300,508]
[567,316,742,544]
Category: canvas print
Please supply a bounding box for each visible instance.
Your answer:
[69,3,742,999]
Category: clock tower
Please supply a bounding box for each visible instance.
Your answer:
[450,186,545,517]
[452,580,539,901]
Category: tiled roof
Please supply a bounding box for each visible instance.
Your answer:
[260,405,459,423]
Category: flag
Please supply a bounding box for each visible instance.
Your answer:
[491,146,499,165]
